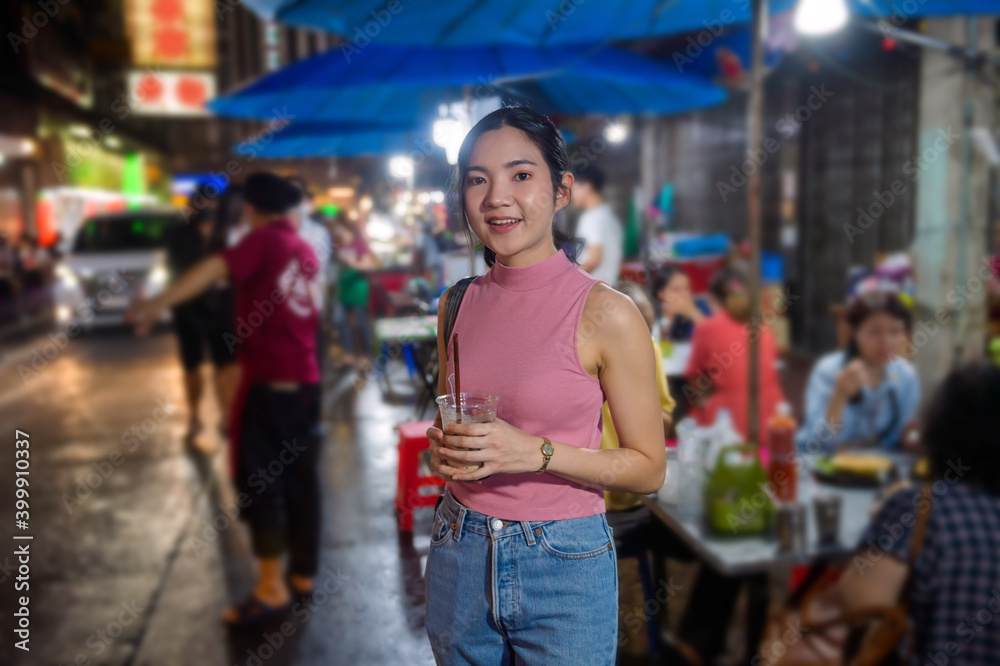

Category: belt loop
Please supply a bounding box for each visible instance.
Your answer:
[520,520,536,547]
[453,506,467,542]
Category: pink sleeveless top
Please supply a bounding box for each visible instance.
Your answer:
[444,249,606,521]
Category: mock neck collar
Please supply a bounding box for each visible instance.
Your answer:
[490,249,574,292]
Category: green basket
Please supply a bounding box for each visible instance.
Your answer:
[703,445,774,536]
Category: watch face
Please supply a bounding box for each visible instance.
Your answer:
[542,442,554,456]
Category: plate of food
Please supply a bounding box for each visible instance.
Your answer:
[811,452,897,488]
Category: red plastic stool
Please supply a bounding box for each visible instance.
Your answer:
[395,420,446,531]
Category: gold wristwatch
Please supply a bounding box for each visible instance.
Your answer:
[536,437,554,474]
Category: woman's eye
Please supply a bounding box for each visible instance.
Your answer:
[467,176,485,186]
[514,172,531,181]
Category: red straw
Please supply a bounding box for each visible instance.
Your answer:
[452,333,462,423]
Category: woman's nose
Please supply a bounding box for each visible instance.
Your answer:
[484,182,512,208]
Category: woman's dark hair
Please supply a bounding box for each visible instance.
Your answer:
[209,184,244,253]
[846,290,912,331]
[652,265,686,299]
[843,289,912,358]
[708,265,748,304]
[455,106,578,268]
[922,362,1000,496]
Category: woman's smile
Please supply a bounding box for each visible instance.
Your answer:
[486,216,523,234]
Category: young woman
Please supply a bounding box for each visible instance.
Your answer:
[652,265,709,342]
[796,286,920,452]
[425,107,665,664]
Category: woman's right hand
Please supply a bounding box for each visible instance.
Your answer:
[427,425,460,483]
[834,359,867,399]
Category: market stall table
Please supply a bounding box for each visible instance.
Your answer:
[374,315,439,416]
[641,452,914,663]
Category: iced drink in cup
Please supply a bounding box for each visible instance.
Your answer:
[436,392,499,473]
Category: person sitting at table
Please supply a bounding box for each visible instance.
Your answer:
[684,265,785,447]
[652,265,710,343]
[832,362,1000,664]
[796,284,919,452]
[602,280,676,511]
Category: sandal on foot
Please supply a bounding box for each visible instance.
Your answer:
[221,595,292,627]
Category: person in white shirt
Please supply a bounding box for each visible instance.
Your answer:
[573,167,623,285]
[289,179,333,378]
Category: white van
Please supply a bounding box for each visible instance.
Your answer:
[54,208,184,327]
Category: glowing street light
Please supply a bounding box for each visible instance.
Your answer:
[433,118,467,165]
[388,155,414,179]
[795,0,848,36]
[604,121,629,144]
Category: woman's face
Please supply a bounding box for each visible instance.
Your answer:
[854,311,907,365]
[463,126,571,262]
[658,272,691,316]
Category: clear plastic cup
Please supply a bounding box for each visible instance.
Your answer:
[436,392,499,472]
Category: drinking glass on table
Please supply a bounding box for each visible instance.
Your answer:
[436,392,499,473]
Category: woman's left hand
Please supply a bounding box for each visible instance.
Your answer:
[439,418,541,482]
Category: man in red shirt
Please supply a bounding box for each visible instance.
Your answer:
[128,171,321,626]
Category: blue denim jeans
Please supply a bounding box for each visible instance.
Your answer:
[425,491,618,665]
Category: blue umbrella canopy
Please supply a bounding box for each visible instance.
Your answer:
[209,43,728,124]
[238,0,994,47]
[242,0,795,46]
[238,122,439,158]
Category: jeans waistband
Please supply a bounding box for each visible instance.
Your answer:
[435,491,554,546]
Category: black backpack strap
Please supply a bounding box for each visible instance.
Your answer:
[443,276,477,357]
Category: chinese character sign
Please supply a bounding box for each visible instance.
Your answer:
[125,0,216,68]
[127,71,216,116]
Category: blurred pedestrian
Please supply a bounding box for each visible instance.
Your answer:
[573,166,623,285]
[332,218,377,370]
[684,264,785,448]
[166,186,238,445]
[796,284,919,452]
[207,185,245,439]
[128,171,322,626]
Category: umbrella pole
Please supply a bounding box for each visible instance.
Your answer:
[746,0,767,448]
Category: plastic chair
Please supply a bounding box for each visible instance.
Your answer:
[395,420,445,531]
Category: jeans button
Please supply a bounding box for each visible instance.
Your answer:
[491,519,503,531]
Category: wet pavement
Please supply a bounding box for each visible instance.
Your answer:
[0,327,439,666]
[0,325,810,666]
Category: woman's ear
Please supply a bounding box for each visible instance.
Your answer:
[554,172,574,213]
